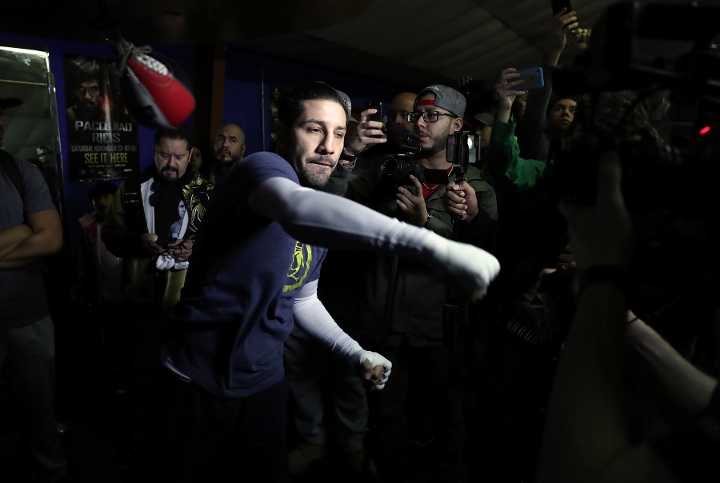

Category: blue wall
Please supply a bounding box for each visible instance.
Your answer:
[0,30,411,246]
[222,46,409,155]
[0,30,192,246]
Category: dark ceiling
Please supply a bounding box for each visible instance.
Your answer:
[2,0,715,164]
[1,0,623,90]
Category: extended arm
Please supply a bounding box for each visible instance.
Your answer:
[537,152,680,483]
[0,209,62,269]
[293,279,391,390]
[624,316,717,425]
[248,177,500,299]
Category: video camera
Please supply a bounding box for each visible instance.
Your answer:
[380,120,483,189]
[379,120,457,187]
[548,0,720,206]
[379,120,424,185]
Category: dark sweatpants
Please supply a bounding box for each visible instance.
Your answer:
[371,338,465,482]
[128,369,290,482]
[0,316,67,482]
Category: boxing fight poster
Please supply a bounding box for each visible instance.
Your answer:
[64,54,139,182]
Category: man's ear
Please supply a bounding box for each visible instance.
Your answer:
[452,117,464,133]
[240,144,247,157]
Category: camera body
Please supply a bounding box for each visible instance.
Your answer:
[379,119,423,185]
[380,156,424,185]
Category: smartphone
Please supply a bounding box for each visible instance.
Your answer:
[515,67,545,91]
[446,132,481,168]
[551,0,572,15]
[366,101,383,123]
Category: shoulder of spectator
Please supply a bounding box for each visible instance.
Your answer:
[332,159,356,179]
[344,154,387,203]
[465,166,496,191]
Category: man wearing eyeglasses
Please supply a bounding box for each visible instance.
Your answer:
[100,125,213,471]
[329,85,498,482]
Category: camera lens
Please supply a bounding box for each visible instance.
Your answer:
[380,157,408,181]
[380,158,403,177]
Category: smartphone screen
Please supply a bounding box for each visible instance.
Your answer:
[515,67,545,91]
[366,101,383,122]
[446,132,481,166]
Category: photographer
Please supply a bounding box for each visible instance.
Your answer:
[334,84,497,482]
[537,150,720,483]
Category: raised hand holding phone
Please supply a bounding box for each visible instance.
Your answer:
[366,100,383,123]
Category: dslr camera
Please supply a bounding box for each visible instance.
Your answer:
[379,120,424,185]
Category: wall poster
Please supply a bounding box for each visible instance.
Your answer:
[64,54,138,182]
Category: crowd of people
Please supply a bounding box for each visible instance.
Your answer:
[1,5,719,483]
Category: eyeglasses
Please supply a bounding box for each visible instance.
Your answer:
[155,150,189,162]
[406,111,457,123]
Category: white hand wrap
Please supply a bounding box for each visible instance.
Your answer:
[293,282,392,390]
[352,349,392,390]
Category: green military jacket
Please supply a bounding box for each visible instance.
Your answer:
[335,156,497,348]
